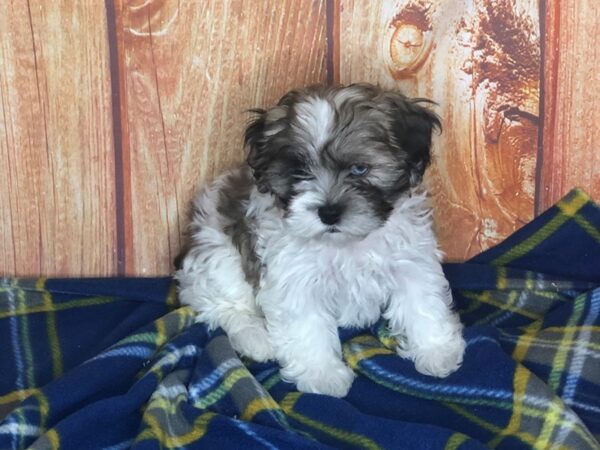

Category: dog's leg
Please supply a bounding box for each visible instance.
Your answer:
[260,290,355,397]
[384,260,465,377]
[176,242,275,363]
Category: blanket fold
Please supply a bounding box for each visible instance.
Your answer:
[1,189,599,449]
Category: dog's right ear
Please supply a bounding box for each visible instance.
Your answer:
[244,109,270,193]
[244,106,289,194]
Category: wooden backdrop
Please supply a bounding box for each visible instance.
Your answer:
[1,0,598,277]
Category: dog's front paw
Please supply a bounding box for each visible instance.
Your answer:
[285,359,355,397]
[405,333,466,378]
[229,327,275,362]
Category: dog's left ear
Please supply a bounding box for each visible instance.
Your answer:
[382,93,442,187]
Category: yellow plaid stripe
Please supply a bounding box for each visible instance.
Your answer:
[345,346,395,369]
[512,321,544,362]
[36,278,63,378]
[462,291,540,320]
[535,295,589,446]
[537,398,566,449]
[193,367,252,409]
[492,191,589,267]
[47,429,60,450]
[506,334,600,352]
[16,281,35,387]
[0,296,119,319]
[548,296,587,391]
[574,214,600,244]
[137,407,217,446]
[0,388,39,405]
[165,282,179,308]
[473,290,519,326]
[241,396,281,422]
[263,372,282,390]
[497,267,509,290]
[444,432,470,450]
[445,402,539,447]
[545,325,600,332]
[488,365,531,448]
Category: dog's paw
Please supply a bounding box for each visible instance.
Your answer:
[287,360,355,398]
[404,333,466,378]
[229,327,275,362]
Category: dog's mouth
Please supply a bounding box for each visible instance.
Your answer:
[325,226,340,234]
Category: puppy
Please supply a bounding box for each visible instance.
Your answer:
[176,83,465,397]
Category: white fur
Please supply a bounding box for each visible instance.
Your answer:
[176,177,274,362]
[294,98,334,154]
[176,168,465,398]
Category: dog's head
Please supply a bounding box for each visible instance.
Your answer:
[245,83,441,241]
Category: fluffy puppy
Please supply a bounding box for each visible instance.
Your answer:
[176,83,465,397]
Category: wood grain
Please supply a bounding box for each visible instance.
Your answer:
[0,1,116,276]
[338,0,540,260]
[117,0,328,275]
[539,0,600,211]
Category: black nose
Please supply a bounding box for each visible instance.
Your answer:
[318,204,343,225]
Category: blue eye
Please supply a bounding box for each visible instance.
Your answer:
[350,164,369,176]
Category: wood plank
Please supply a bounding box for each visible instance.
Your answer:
[0,1,116,276]
[117,0,328,275]
[338,0,541,260]
[539,0,600,211]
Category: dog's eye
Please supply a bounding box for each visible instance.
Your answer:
[291,168,311,180]
[349,164,369,177]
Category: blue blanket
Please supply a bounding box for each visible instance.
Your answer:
[1,189,599,449]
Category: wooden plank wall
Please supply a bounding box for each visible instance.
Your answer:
[539,0,600,211]
[0,0,598,276]
[0,1,116,276]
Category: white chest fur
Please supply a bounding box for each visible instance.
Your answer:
[252,188,443,327]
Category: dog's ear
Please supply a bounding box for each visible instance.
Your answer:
[244,108,271,193]
[244,106,291,194]
[382,93,441,187]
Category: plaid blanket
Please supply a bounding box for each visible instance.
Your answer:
[1,189,599,449]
